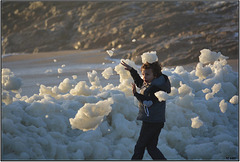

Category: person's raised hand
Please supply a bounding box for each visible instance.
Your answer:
[121,61,132,71]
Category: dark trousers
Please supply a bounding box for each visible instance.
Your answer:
[131,122,166,160]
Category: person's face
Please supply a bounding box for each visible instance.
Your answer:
[142,69,155,84]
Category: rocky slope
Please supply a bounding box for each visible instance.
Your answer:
[2,1,239,66]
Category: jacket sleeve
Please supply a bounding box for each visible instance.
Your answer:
[129,68,143,88]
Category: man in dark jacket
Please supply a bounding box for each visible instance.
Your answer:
[121,60,171,160]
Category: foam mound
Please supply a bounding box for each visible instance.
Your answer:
[2,49,238,160]
[141,51,158,64]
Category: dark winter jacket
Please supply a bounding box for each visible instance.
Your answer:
[130,68,171,123]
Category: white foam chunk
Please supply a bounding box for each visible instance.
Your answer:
[58,78,76,93]
[195,63,212,79]
[219,99,228,113]
[155,91,169,101]
[72,75,78,80]
[102,67,113,79]
[191,116,203,128]
[141,51,158,64]
[58,68,63,74]
[229,95,238,104]
[106,50,114,57]
[199,49,228,64]
[2,68,22,91]
[69,98,114,131]
[87,70,101,87]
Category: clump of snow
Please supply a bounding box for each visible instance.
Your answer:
[141,51,158,64]
[2,49,238,160]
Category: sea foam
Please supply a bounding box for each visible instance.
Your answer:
[2,49,238,160]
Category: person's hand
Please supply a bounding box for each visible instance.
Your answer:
[132,83,136,94]
[121,61,132,71]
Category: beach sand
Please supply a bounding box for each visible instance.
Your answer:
[2,49,238,97]
[2,49,111,64]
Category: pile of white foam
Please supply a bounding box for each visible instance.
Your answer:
[2,49,238,160]
[2,68,22,105]
[141,51,158,64]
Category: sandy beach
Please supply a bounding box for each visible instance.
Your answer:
[2,49,111,64]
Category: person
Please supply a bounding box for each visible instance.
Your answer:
[121,60,171,160]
